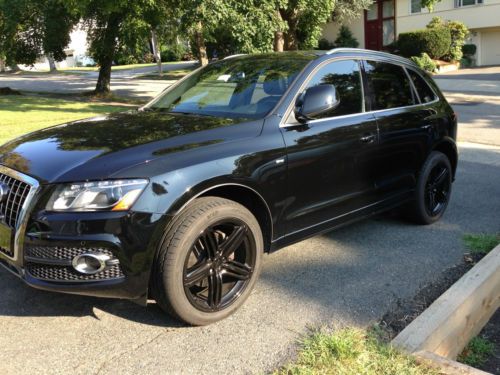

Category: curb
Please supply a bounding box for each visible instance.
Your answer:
[392,244,500,372]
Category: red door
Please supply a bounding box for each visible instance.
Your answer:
[365,0,396,51]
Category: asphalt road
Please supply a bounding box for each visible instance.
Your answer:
[0,67,499,374]
[0,62,196,100]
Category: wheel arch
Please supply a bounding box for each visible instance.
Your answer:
[170,183,274,253]
[432,138,458,178]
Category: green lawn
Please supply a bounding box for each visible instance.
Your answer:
[275,327,437,375]
[0,95,130,144]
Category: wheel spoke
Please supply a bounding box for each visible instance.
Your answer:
[207,271,223,308]
[220,225,247,258]
[222,260,252,280]
[427,190,436,212]
[184,261,211,287]
[434,168,449,187]
[200,230,218,260]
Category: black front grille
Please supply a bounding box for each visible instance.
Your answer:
[26,262,124,282]
[0,173,31,229]
[25,245,124,282]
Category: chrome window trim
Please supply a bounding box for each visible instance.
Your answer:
[280,56,439,128]
[0,165,40,263]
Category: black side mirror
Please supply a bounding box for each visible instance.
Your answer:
[294,84,340,123]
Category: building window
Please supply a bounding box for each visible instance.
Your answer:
[455,0,483,7]
[410,0,423,13]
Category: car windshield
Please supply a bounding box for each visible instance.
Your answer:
[147,54,314,119]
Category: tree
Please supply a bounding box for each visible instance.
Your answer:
[0,0,77,68]
[273,0,372,51]
[172,0,283,65]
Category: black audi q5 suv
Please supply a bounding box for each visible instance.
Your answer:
[0,49,457,325]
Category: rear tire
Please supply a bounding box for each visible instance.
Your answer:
[407,151,453,225]
[151,197,263,326]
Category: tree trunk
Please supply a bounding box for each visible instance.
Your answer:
[94,14,122,95]
[274,31,284,52]
[284,25,299,50]
[151,29,162,76]
[194,21,208,66]
[0,58,5,73]
[47,54,57,73]
[9,64,20,72]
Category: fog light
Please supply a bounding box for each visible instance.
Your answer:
[72,253,110,275]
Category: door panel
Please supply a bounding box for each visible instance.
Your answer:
[363,60,432,198]
[282,115,379,234]
[281,59,379,235]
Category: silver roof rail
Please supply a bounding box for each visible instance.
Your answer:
[326,48,416,66]
[223,54,247,60]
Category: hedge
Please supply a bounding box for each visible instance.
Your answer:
[397,28,451,60]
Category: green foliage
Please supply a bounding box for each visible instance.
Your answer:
[317,38,335,50]
[275,327,437,374]
[420,0,443,11]
[462,44,477,57]
[411,53,437,73]
[334,25,359,48]
[458,337,495,367]
[463,233,500,255]
[427,17,469,62]
[398,28,451,59]
[0,0,78,65]
[160,43,189,62]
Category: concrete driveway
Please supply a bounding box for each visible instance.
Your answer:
[435,66,500,146]
[1,66,499,375]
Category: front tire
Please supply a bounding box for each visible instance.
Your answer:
[151,197,263,325]
[408,151,453,225]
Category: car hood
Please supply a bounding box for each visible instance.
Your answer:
[0,110,257,183]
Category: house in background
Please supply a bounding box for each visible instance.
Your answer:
[322,0,500,66]
[21,25,94,71]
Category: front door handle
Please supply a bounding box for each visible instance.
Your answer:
[421,124,432,130]
[360,134,376,143]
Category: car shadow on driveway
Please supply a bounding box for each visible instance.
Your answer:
[0,270,184,328]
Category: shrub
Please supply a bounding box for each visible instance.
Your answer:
[462,44,477,57]
[161,43,188,62]
[411,53,437,73]
[317,38,335,50]
[334,25,359,48]
[426,17,469,62]
[398,28,451,59]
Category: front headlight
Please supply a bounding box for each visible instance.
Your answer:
[47,179,148,212]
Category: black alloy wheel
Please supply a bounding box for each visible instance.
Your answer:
[424,163,451,217]
[183,220,256,312]
[408,151,453,225]
[151,197,263,325]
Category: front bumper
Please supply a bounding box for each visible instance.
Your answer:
[0,206,171,302]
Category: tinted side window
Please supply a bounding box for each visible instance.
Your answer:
[364,61,415,110]
[305,59,363,118]
[407,69,437,103]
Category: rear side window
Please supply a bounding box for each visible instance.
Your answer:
[364,61,415,110]
[304,59,363,118]
[407,69,437,103]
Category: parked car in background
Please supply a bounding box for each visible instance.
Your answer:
[0,49,457,325]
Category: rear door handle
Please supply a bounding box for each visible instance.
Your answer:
[360,134,376,143]
[421,124,432,130]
